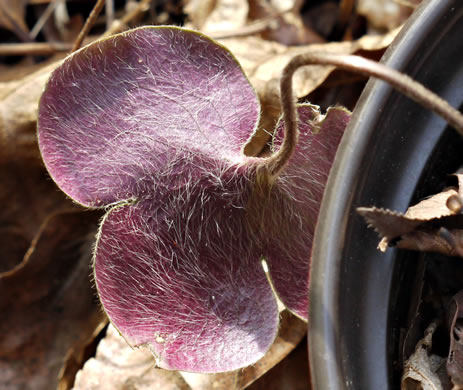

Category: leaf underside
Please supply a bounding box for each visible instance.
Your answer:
[38,26,350,372]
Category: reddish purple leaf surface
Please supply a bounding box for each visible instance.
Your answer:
[38,27,259,207]
[95,198,278,372]
[38,26,350,372]
[266,105,349,318]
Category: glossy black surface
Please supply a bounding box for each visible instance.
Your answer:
[308,1,463,388]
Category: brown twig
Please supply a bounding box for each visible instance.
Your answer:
[337,0,355,30]
[0,6,33,42]
[72,0,106,52]
[209,8,293,40]
[210,19,277,40]
[263,52,463,179]
[0,42,72,56]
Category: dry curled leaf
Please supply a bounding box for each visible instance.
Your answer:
[180,310,307,389]
[74,310,306,390]
[195,0,249,34]
[447,291,463,389]
[0,211,106,390]
[246,337,310,390]
[224,28,399,156]
[184,0,217,30]
[224,27,398,101]
[358,175,463,256]
[402,321,448,390]
[73,325,190,390]
[358,0,418,31]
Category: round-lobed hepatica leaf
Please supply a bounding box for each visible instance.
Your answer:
[94,191,279,372]
[38,26,259,208]
[265,105,350,319]
[38,25,351,372]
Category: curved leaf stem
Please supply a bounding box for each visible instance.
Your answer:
[264,52,463,179]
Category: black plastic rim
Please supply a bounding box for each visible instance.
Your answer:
[308,0,463,388]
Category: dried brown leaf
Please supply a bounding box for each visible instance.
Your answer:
[358,0,420,32]
[402,321,447,390]
[357,206,423,240]
[184,0,218,30]
[224,28,398,100]
[73,324,190,390]
[0,162,70,273]
[447,291,463,388]
[74,310,305,389]
[224,28,399,156]
[246,337,310,390]
[358,176,463,255]
[0,60,59,163]
[180,310,306,389]
[396,229,463,258]
[201,0,249,34]
[0,210,105,390]
[248,0,324,46]
[405,190,463,221]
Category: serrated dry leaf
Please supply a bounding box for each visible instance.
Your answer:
[180,310,307,389]
[358,175,463,256]
[0,210,106,390]
[402,321,447,390]
[72,325,190,390]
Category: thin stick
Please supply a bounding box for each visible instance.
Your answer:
[337,0,355,29]
[263,52,463,179]
[72,0,106,52]
[30,0,63,39]
[0,6,32,42]
[210,18,277,40]
[105,0,114,30]
[210,8,293,40]
[0,42,71,56]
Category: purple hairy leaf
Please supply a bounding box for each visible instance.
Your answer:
[37,26,350,372]
[38,27,259,207]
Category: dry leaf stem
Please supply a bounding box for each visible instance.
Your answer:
[271,52,463,179]
[210,9,292,40]
[297,53,463,134]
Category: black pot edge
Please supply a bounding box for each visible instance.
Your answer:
[308,0,460,388]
